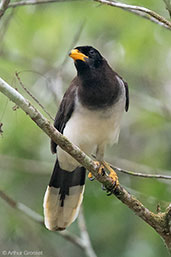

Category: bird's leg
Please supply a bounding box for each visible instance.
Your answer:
[90,145,119,193]
[101,161,119,195]
[102,161,119,188]
[88,145,119,192]
[96,144,106,175]
[97,145,119,187]
[88,145,106,181]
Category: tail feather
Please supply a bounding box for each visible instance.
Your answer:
[43,159,86,231]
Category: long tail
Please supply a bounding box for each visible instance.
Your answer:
[43,159,86,231]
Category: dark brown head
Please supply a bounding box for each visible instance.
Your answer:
[69,46,105,76]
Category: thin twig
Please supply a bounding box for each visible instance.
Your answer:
[59,19,86,70]
[1,153,171,182]
[0,189,98,256]
[7,0,171,30]
[0,189,85,251]
[0,9,15,54]
[0,0,10,18]
[15,72,54,121]
[78,207,97,257]
[48,19,86,103]
[58,230,85,251]
[92,155,171,180]
[94,0,171,30]
[0,77,171,251]
[8,0,79,8]
[112,165,171,180]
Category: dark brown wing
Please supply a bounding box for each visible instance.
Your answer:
[51,78,78,154]
[124,80,129,112]
[115,72,129,112]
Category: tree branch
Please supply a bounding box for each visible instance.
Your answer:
[15,72,55,122]
[0,8,15,55]
[0,189,86,252]
[78,207,97,257]
[0,188,98,256]
[8,0,78,8]
[94,155,171,181]
[6,0,171,30]
[112,164,171,180]
[1,153,171,182]
[94,0,171,30]
[0,0,10,18]
[0,77,171,252]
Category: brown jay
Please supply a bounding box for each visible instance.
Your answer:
[43,46,129,231]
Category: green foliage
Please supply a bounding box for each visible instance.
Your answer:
[0,1,171,257]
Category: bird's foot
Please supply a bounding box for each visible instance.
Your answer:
[102,161,119,195]
[88,161,119,195]
[94,161,106,176]
[88,161,105,181]
[88,172,95,181]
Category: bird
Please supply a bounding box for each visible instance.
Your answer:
[43,45,129,231]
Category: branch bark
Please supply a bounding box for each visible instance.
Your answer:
[0,77,171,252]
[0,0,10,18]
[112,163,171,180]
[5,0,171,30]
[8,0,78,8]
[0,189,87,252]
[1,153,171,181]
[78,207,97,257]
[94,0,171,30]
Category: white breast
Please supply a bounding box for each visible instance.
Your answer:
[58,80,126,171]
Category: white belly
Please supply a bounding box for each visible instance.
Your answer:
[58,89,126,171]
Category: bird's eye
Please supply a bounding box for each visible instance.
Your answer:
[89,49,94,56]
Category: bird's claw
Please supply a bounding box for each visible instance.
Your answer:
[101,161,119,195]
[94,161,106,176]
[102,161,119,186]
[88,172,95,181]
[89,161,119,195]
[88,161,105,181]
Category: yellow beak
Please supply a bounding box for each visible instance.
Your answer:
[69,49,88,62]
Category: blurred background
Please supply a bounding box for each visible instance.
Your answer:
[0,0,171,256]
